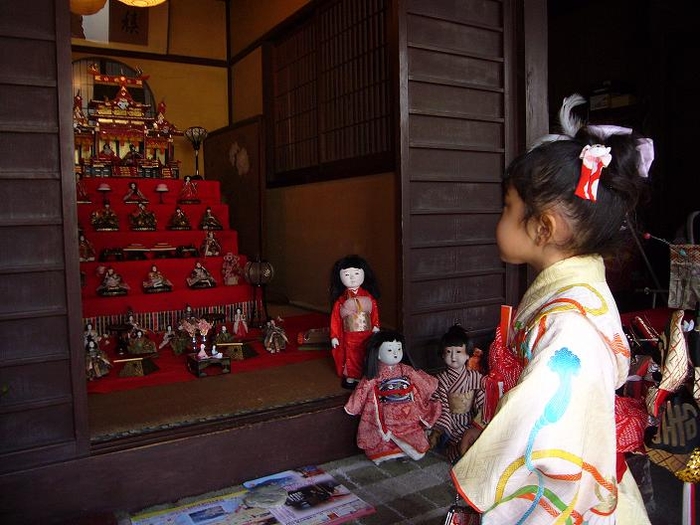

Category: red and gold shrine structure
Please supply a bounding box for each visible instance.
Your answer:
[73,67,182,179]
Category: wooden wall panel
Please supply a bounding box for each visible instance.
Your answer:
[0,0,88,474]
[407,148,503,182]
[406,0,502,27]
[409,181,501,212]
[409,244,502,279]
[398,0,520,369]
[408,48,502,87]
[0,225,65,269]
[0,316,70,362]
[0,132,61,174]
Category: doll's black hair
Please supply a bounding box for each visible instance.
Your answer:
[329,254,381,305]
[505,128,650,258]
[363,329,412,379]
[439,323,473,357]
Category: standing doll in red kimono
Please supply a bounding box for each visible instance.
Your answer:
[330,255,381,389]
[344,330,441,464]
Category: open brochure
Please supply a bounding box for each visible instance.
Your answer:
[243,465,375,525]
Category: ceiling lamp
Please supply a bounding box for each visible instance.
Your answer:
[69,0,107,15]
[117,0,167,6]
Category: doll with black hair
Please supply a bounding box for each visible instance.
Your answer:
[329,254,381,389]
[429,323,485,463]
[344,330,441,464]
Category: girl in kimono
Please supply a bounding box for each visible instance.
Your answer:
[429,324,484,463]
[451,95,654,524]
[344,330,441,464]
[329,255,381,389]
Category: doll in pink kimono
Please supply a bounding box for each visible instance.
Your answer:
[344,330,441,464]
[330,255,380,389]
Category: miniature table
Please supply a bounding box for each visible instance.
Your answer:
[115,354,159,377]
[186,353,231,377]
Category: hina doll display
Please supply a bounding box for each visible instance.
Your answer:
[329,255,380,389]
[429,324,485,462]
[344,330,441,464]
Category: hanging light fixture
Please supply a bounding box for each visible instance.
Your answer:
[117,0,167,6]
[69,0,107,15]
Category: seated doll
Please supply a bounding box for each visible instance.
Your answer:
[344,330,441,464]
[78,233,96,262]
[168,206,192,230]
[198,206,223,230]
[96,266,130,296]
[186,261,216,288]
[127,330,157,355]
[123,181,148,204]
[142,264,173,293]
[158,325,176,350]
[129,202,157,231]
[263,318,288,353]
[429,324,485,463]
[178,175,200,204]
[200,231,222,257]
[85,338,112,380]
[90,201,119,231]
[214,325,235,345]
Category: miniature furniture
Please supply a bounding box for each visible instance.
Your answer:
[186,353,231,377]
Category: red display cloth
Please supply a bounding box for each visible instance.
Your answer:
[78,203,232,250]
[80,177,221,204]
[87,313,331,394]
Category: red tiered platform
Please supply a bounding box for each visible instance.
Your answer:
[78,177,254,333]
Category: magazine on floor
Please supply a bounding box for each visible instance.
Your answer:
[243,465,375,525]
[130,489,280,525]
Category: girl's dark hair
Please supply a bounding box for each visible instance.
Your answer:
[363,329,411,379]
[439,323,473,357]
[329,254,381,304]
[505,129,650,257]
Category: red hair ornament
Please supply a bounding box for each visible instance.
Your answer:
[575,144,612,201]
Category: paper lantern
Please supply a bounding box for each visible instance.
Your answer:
[70,0,107,15]
[117,0,167,6]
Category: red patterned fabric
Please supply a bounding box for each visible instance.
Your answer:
[481,326,523,423]
[615,395,648,454]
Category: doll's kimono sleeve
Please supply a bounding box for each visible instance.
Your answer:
[330,298,343,341]
[344,378,373,416]
[451,312,627,523]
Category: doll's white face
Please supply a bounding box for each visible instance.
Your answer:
[443,345,468,370]
[378,340,403,366]
[340,267,364,290]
